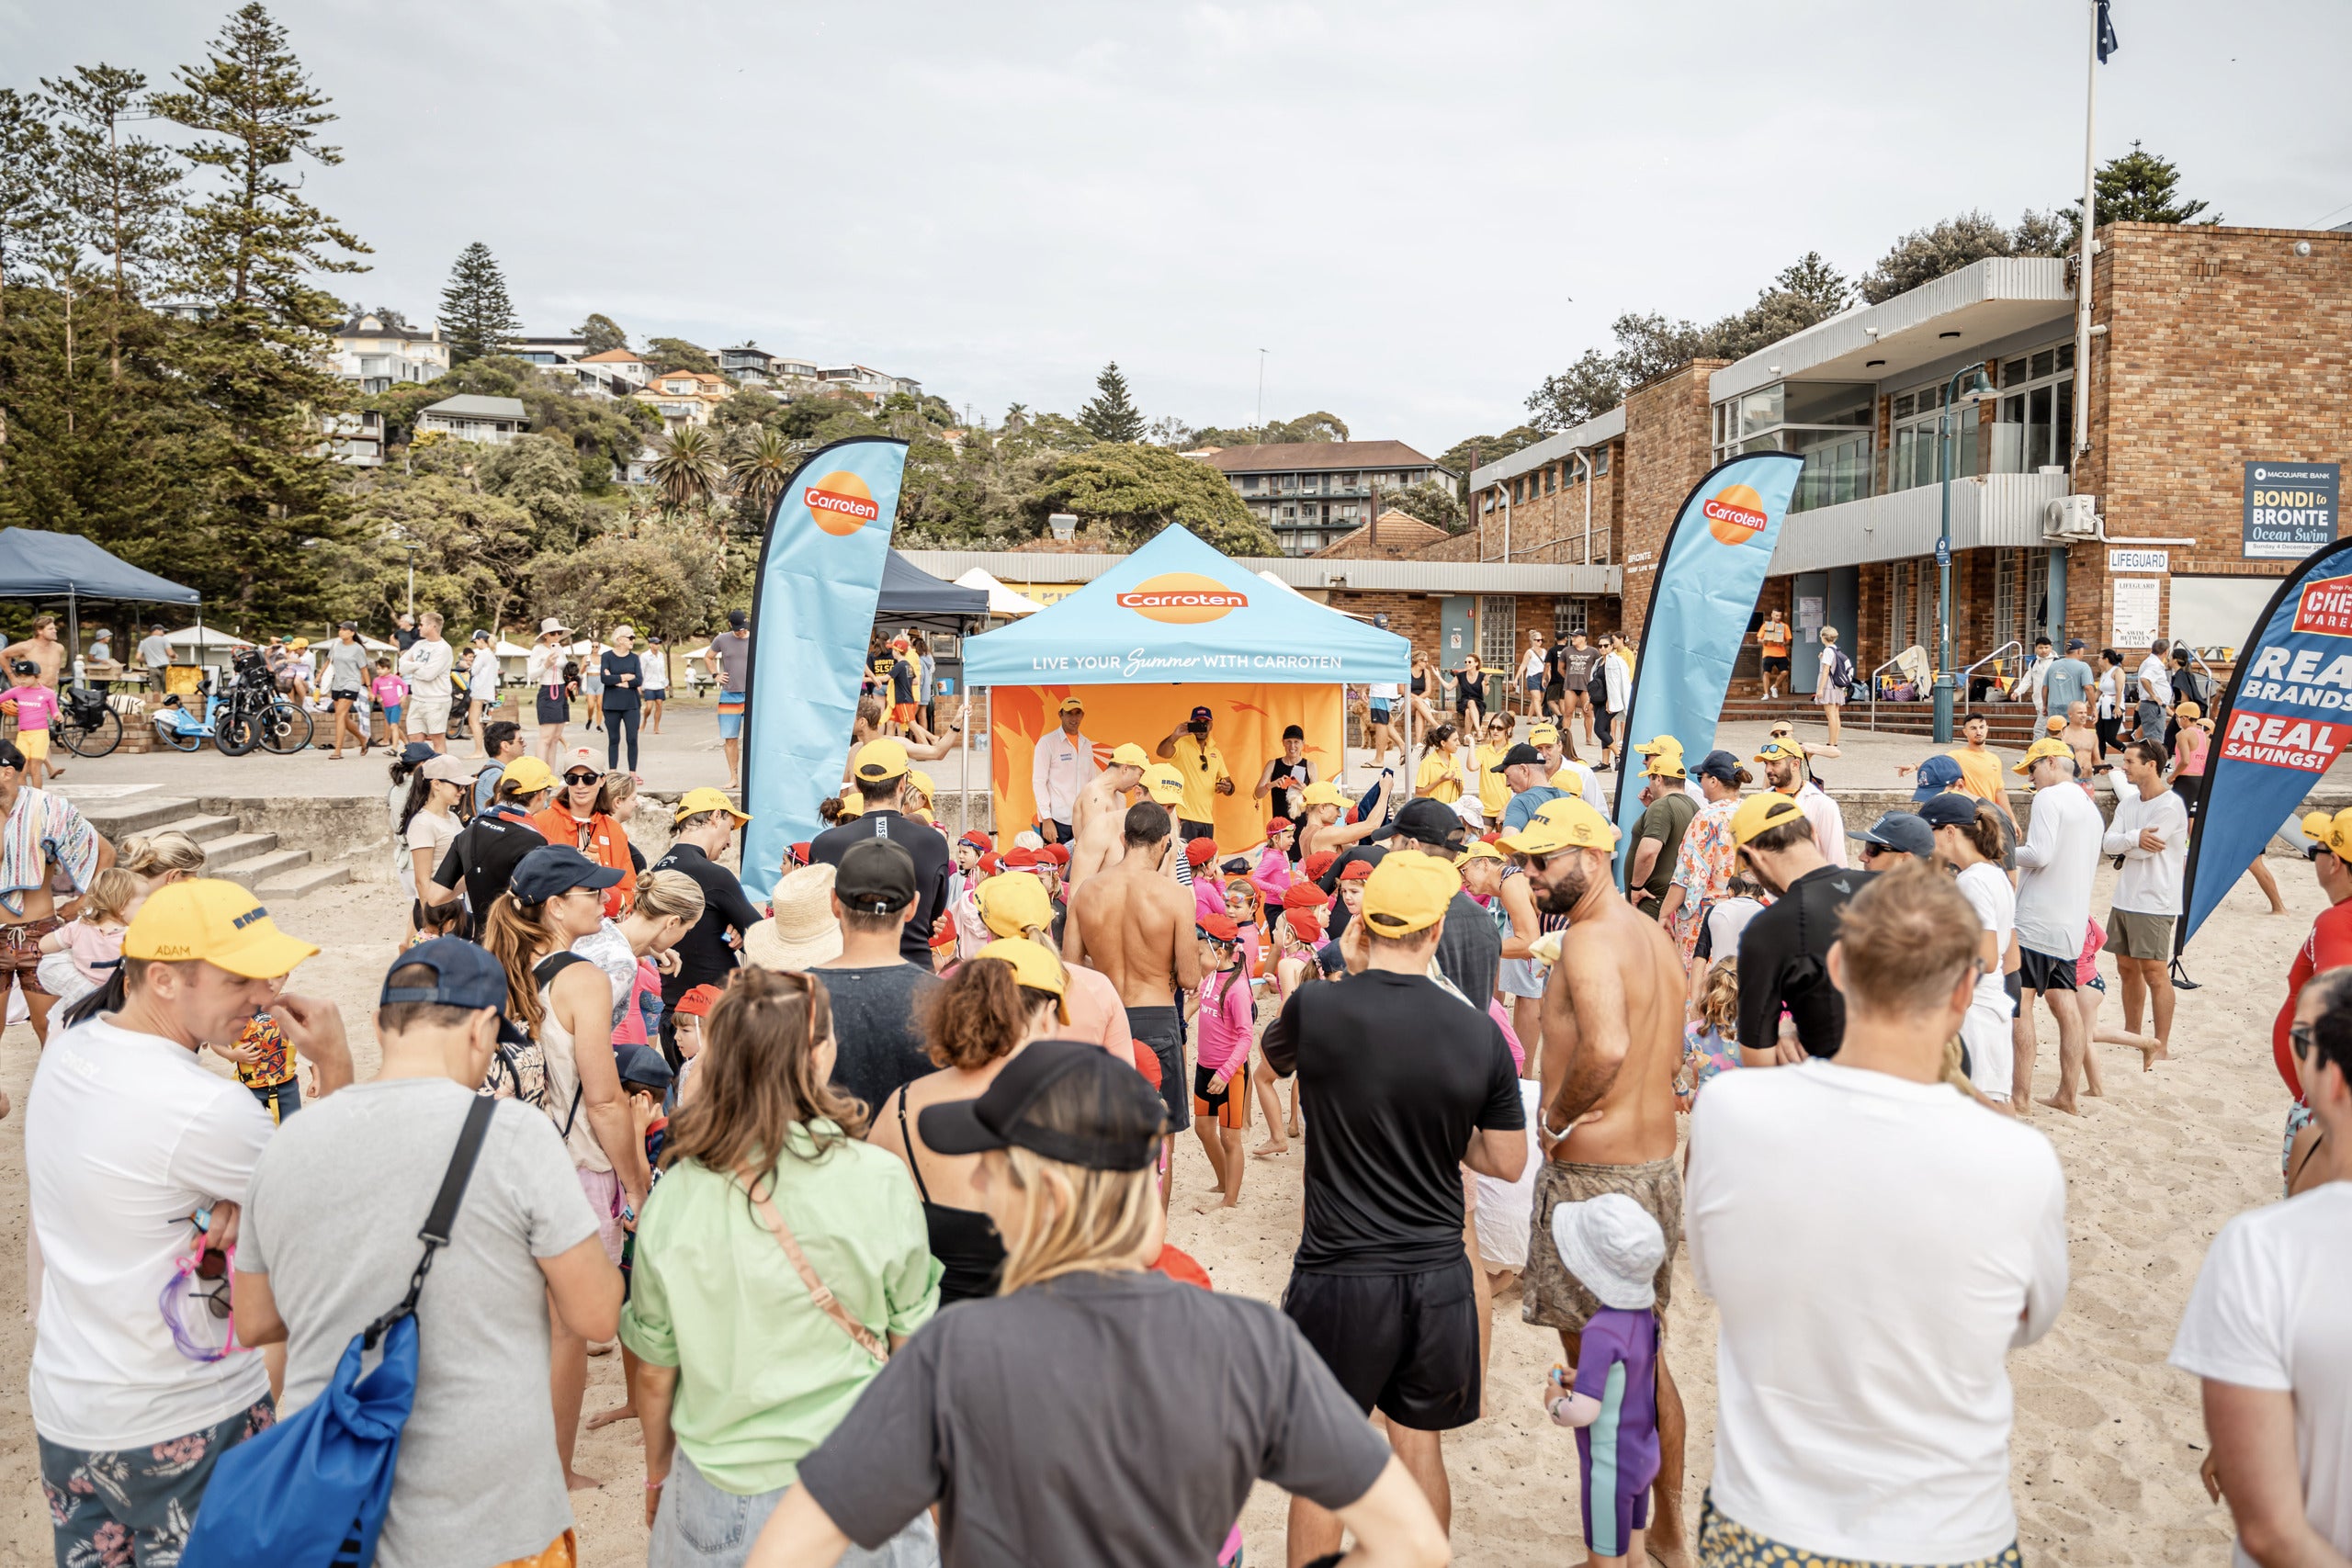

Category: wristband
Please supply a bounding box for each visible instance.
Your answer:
[646,1477,665,1491]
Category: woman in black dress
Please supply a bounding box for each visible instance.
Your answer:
[599,625,644,772]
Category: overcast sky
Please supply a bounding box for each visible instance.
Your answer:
[12,0,2349,454]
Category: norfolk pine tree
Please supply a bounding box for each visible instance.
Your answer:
[1078,361,1146,444]
[439,241,520,363]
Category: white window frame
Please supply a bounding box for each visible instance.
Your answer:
[1478,597,1517,669]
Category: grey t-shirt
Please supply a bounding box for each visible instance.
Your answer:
[2043,657,2095,715]
[240,1077,598,1568]
[815,963,940,1111]
[323,639,370,694]
[796,1269,1390,1567]
[138,633,171,670]
[709,630,752,694]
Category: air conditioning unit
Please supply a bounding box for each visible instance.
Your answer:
[2042,494,2100,542]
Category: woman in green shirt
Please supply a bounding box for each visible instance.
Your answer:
[622,966,943,1567]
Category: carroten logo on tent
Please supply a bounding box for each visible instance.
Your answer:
[1701,483,1769,547]
[806,471,880,536]
[1115,572,1249,624]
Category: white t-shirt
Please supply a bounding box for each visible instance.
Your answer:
[2013,781,2103,958]
[1794,782,1847,869]
[2170,1182,2352,1568]
[2136,654,2173,707]
[1705,896,1764,959]
[467,648,500,694]
[1689,1060,2067,1563]
[2103,784,2188,917]
[1955,862,2018,1100]
[1368,682,1400,703]
[401,807,462,898]
[25,1017,276,1447]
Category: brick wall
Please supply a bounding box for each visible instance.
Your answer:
[2072,223,2352,645]
[1617,361,1725,642]
[1324,591,1442,665]
[1467,441,1624,566]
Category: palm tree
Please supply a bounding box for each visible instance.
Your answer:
[727,426,797,528]
[648,424,721,515]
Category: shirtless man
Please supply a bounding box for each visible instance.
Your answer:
[2,615,67,691]
[1064,742,1150,892]
[1065,801,1203,1147]
[2061,700,2100,780]
[1500,795,1692,1568]
[839,694,961,784]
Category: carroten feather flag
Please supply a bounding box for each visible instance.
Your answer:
[738,436,909,897]
[1610,452,1804,873]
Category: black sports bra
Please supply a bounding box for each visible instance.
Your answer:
[898,1093,1005,1304]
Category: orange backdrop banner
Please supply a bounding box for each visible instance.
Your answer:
[990,682,1344,849]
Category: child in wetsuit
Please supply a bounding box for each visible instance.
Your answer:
[1542,1192,1667,1567]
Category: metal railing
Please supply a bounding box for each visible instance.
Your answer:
[1864,654,1907,733]
[1957,640,2024,715]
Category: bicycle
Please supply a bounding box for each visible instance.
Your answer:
[53,685,123,759]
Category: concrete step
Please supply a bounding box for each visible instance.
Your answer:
[202,830,281,869]
[254,860,351,901]
[228,847,311,886]
[158,813,242,845]
[76,795,197,839]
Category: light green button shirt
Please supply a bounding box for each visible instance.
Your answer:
[619,1122,942,1495]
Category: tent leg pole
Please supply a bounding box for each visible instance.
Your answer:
[960,682,971,836]
[1403,691,1415,803]
[984,687,993,837]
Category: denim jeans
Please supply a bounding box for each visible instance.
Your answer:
[650,1448,938,1568]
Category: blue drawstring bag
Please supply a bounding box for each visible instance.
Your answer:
[182,1096,495,1568]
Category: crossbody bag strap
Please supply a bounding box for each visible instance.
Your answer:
[366,1096,498,1348]
[736,1164,888,1364]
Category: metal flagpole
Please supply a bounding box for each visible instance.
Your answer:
[2072,0,2104,457]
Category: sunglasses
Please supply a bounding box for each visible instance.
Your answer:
[2291,1021,2317,1060]
[564,772,599,785]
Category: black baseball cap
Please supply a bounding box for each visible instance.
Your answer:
[1916,793,1982,832]
[1693,750,1749,787]
[509,844,625,903]
[1490,742,1545,773]
[1389,796,1466,851]
[728,609,749,629]
[1283,724,1305,740]
[835,838,917,915]
[920,1039,1169,1171]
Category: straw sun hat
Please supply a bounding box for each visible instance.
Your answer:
[742,863,843,971]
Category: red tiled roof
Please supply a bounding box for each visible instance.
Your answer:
[1311,512,1452,558]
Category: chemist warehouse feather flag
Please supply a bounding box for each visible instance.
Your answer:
[2178,538,2352,953]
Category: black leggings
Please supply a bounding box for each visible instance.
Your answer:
[605,703,640,771]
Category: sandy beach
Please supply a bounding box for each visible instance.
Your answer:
[0,846,2298,1565]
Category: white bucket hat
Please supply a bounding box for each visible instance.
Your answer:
[741,863,843,971]
[1549,1192,1667,1311]
[539,617,569,636]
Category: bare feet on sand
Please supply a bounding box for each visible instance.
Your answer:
[1194,1198,1238,1213]
[1250,1141,1289,1160]
[584,1403,638,1432]
[565,1471,604,1491]
[2037,1093,2083,1116]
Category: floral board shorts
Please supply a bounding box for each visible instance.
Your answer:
[40,1396,275,1567]
[1522,1156,1681,1333]
[1698,1492,2021,1568]
[2,916,66,994]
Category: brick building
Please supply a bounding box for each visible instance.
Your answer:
[1465,223,2351,698]
[1193,441,1459,557]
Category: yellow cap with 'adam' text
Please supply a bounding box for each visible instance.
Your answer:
[123,879,319,979]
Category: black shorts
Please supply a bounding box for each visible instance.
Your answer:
[2018,946,2077,993]
[1283,1259,1480,1431]
[1761,655,1791,673]
[329,687,361,703]
[536,691,571,725]
[2174,774,2204,816]
[2006,968,2024,1017]
[1178,819,1216,844]
[1127,1005,1190,1132]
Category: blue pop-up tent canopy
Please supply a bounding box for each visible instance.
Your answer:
[961,525,1408,685]
[0,528,198,604]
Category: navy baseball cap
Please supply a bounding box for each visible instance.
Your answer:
[1911,754,1965,800]
[1853,810,1935,858]
[1692,750,1748,787]
[380,937,507,1012]
[509,844,624,904]
[728,609,749,629]
[2066,638,2086,651]
[616,1043,675,1097]
[398,740,438,766]
[1916,793,1982,832]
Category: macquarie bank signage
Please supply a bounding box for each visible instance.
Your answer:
[2243,461,2340,559]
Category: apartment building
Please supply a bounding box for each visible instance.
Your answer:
[329,313,452,394]
[1465,223,2351,694]
[1197,441,1460,556]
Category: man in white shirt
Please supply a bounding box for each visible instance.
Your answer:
[1690,863,2066,1565]
[2135,636,2175,745]
[2020,634,2053,717]
[398,611,457,753]
[1756,739,1845,869]
[27,879,353,1567]
[2102,737,2188,1066]
[137,623,173,708]
[2172,966,2352,1568]
[2011,747,2104,1116]
[465,629,501,758]
[1032,696,1097,846]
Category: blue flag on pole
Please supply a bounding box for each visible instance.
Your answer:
[738,436,909,897]
[1610,451,1804,871]
[2095,0,2119,62]
[2177,538,2352,953]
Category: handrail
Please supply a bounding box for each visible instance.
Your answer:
[1958,639,2024,713]
[1864,653,1905,734]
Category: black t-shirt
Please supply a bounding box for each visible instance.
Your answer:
[1261,971,1525,1273]
[647,840,764,1001]
[599,650,641,709]
[888,658,918,705]
[795,1270,1389,1568]
[1736,863,1876,1060]
[809,811,953,964]
[431,809,547,914]
[813,963,938,1111]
